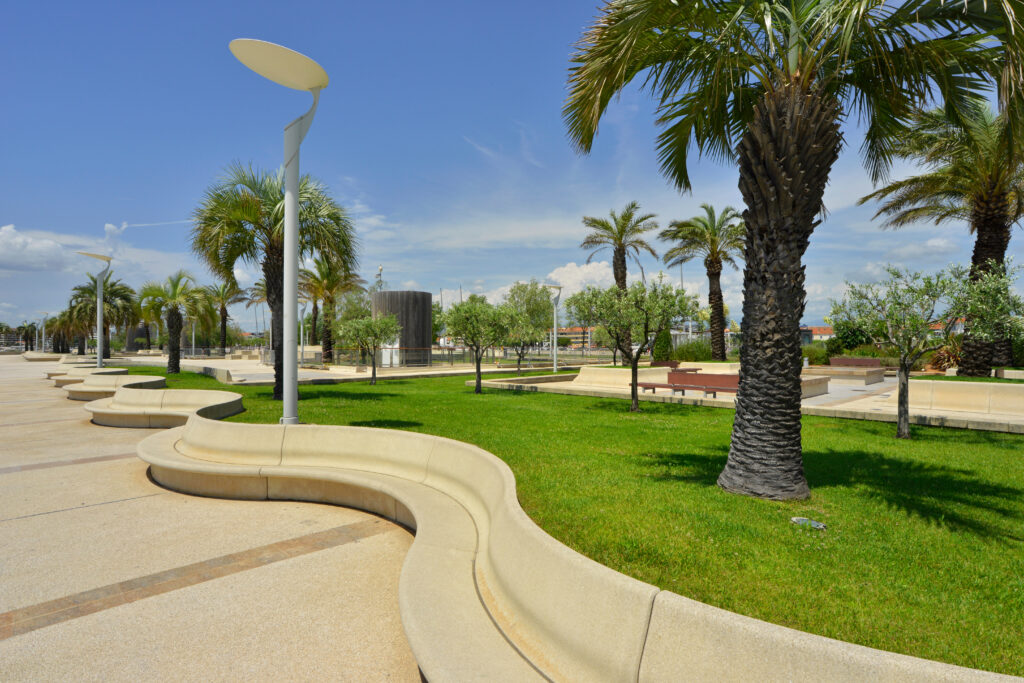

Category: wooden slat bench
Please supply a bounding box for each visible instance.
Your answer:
[635,370,740,397]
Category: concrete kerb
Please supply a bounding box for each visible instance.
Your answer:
[134,414,1009,682]
[52,367,128,387]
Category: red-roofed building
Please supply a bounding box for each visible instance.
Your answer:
[799,326,834,344]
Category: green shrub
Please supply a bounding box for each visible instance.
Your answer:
[671,338,712,362]
[824,336,845,358]
[1012,337,1024,368]
[652,329,672,361]
[801,344,829,366]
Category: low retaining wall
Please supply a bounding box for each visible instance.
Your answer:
[572,366,829,399]
[136,415,1006,682]
[804,365,885,385]
[884,380,1024,417]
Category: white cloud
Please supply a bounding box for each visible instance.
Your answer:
[0,225,67,272]
[886,237,958,261]
[463,136,497,159]
[545,261,615,298]
[104,222,128,240]
[233,266,256,286]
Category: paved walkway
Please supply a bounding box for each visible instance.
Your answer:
[0,356,418,681]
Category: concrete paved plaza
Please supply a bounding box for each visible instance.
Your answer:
[0,356,418,681]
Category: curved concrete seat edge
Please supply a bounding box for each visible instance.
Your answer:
[63,375,166,400]
[135,415,1006,682]
[85,387,243,427]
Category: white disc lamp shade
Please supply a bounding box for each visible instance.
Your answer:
[229,39,329,91]
[76,251,112,263]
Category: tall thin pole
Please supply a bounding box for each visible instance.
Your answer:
[96,267,107,368]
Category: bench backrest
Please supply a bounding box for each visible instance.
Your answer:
[651,360,678,368]
[830,356,882,368]
[685,372,740,389]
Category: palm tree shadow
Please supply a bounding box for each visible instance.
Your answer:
[805,448,1023,542]
[642,447,1023,542]
[297,389,399,401]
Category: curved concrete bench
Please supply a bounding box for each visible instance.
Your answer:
[136,417,1002,682]
[22,351,63,362]
[63,374,166,400]
[45,362,97,378]
[52,367,127,387]
[86,388,243,427]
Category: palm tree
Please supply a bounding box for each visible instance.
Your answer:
[564,0,1016,500]
[69,271,136,359]
[191,163,358,399]
[205,281,247,355]
[139,271,209,374]
[859,101,1024,376]
[580,201,658,290]
[246,279,268,342]
[661,204,744,361]
[302,255,365,363]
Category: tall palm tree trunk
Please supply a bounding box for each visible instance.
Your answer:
[263,248,285,400]
[321,299,334,363]
[707,259,727,361]
[958,197,1012,377]
[144,324,152,350]
[219,305,228,356]
[718,85,841,501]
[612,247,627,290]
[310,300,319,349]
[167,309,183,374]
[77,335,86,355]
[103,326,111,359]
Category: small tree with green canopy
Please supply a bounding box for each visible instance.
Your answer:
[445,296,508,394]
[567,277,695,412]
[502,280,554,374]
[830,263,1023,439]
[431,301,444,343]
[335,314,400,385]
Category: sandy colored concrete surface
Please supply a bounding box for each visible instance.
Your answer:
[0,356,419,681]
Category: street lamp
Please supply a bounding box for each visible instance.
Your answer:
[543,284,562,372]
[76,252,112,368]
[230,38,329,425]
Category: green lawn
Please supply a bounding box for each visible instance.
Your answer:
[122,365,1024,675]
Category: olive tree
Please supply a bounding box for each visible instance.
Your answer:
[830,263,1023,439]
[334,314,400,386]
[567,277,696,411]
[502,280,554,375]
[445,296,508,394]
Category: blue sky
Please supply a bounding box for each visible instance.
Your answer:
[2,1,1019,330]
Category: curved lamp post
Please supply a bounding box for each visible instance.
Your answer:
[230,38,329,425]
[76,252,112,368]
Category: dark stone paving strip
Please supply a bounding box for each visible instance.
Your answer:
[0,453,137,476]
[1,417,88,429]
[0,518,393,640]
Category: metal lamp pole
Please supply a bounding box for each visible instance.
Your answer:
[544,284,562,372]
[230,39,329,425]
[77,252,112,367]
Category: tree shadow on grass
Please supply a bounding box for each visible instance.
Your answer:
[348,419,423,429]
[296,389,400,401]
[642,445,1023,542]
[804,448,1023,542]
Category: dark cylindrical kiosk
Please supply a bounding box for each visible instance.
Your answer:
[371,290,432,366]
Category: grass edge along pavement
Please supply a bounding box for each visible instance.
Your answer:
[117,366,1024,676]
